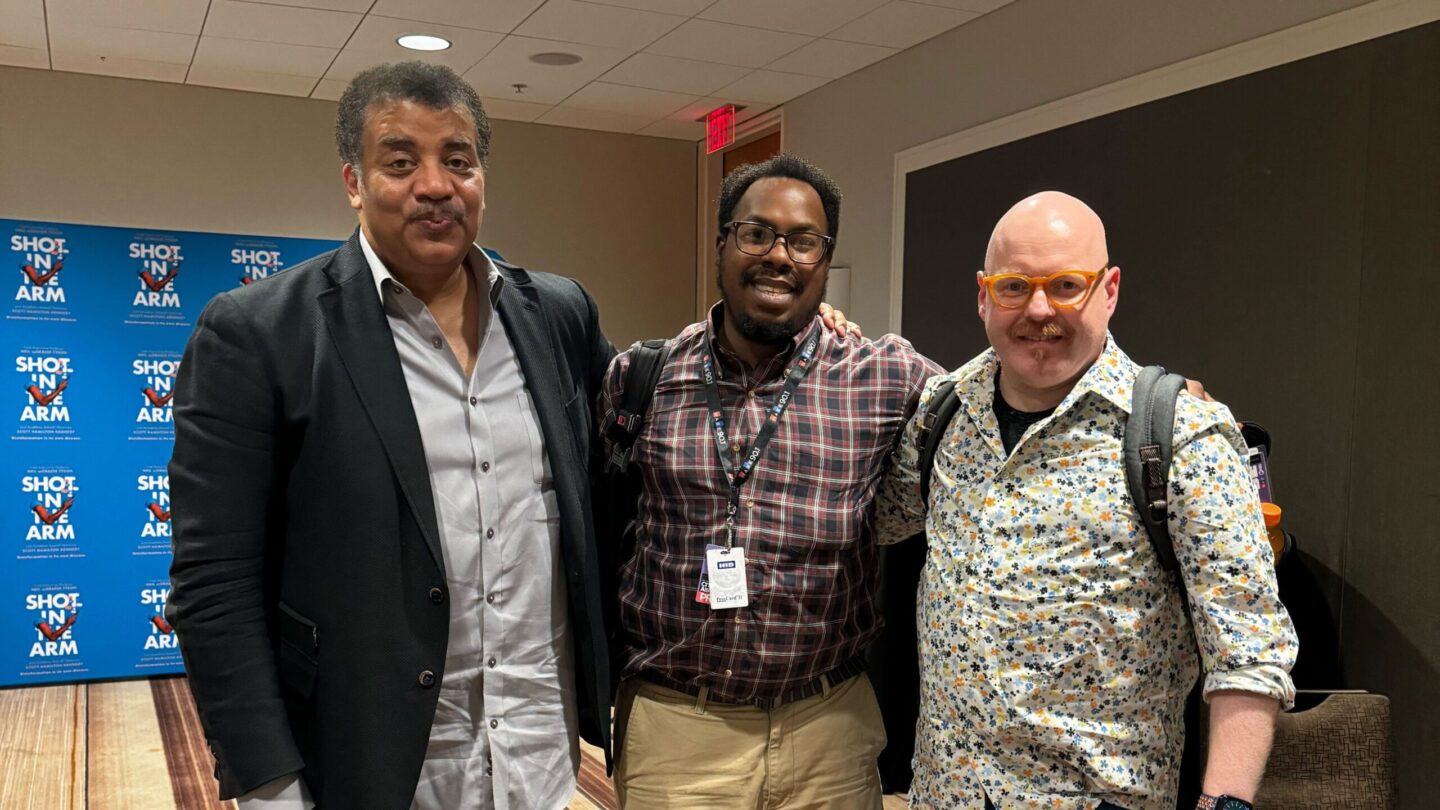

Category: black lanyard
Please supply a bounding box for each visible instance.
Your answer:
[702,324,820,548]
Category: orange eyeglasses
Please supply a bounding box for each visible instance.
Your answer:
[979,268,1107,309]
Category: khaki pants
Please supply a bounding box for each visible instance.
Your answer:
[613,673,887,810]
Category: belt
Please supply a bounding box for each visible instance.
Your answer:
[639,655,867,710]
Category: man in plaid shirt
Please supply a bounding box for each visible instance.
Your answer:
[599,154,940,809]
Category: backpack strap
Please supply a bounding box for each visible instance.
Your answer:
[1124,365,1188,573]
[604,339,672,474]
[917,379,962,507]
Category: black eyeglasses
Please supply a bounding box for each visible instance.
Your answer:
[723,221,833,265]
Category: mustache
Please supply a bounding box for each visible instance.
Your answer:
[742,267,798,288]
[408,204,465,224]
[1014,322,1066,339]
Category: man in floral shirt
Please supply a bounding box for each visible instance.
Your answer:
[876,191,1296,810]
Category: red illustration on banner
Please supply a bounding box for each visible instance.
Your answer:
[26,378,68,406]
[138,266,180,292]
[32,497,74,525]
[141,386,174,407]
[20,261,64,286]
[36,613,78,642]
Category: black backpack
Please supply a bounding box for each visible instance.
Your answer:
[594,340,673,684]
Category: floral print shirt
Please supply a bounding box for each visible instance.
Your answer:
[875,337,1297,810]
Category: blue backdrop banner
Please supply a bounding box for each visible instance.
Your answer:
[2,217,341,687]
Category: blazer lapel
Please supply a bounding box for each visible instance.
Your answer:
[495,270,575,467]
[316,233,445,575]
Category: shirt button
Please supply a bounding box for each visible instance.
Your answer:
[486,593,496,604]
[746,390,755,399]
[486,528,495,539]
[431,337,442,349]
[489,719,499,729]
[487,657,497,668]
[469,396,478,405]
[730,439,742,454]
[733,615,742,624]
[723,669,733,679]
[481,461,491,473]
[746,499,755,509]
[429,587,445,605]
[418,670,436,688]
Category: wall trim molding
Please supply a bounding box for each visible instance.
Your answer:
[887,0,1440,332]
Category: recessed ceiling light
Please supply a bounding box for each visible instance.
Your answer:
[529,52,583,66]
[398,34,451,52]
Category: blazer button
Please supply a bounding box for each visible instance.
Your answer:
[418,670,436,688]
[429,587,445,605]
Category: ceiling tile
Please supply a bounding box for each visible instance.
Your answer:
[0,0,46,50]
[581,0,713,14]
[49,23,196,63]
[192,36,337,77]
[764,37,896,78]
[907,0,1012,11]
[186,63,319,96]
[327,16,506,80]
[46,0,209,35]
[0,46,48,69]
[714,69,825,104]
[644,19,811,69]
[600,52,748,96]
[311,77,348,100]
[562,81,694,118]
[50,50,188,81]
[636,117,704,141]
[367,0,547,34]
[698,0,887,38]
[463,35,629,106]
[203,1,362,49]
[536,104,652,134]
[478,95,553,122]
[238,0,373,10]
[827,1,978,49]
[514,0,687,50]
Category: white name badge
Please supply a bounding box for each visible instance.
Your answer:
[704,546,749,610]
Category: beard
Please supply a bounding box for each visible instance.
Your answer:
[718,270,827,346]
[735,310,810,345]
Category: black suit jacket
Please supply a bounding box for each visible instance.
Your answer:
[167,231,616,807]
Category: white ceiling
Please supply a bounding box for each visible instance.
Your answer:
[0,0,1015,141]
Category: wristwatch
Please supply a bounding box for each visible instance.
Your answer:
[1196,795,1253,810]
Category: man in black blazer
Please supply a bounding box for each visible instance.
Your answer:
[167,62,614,808]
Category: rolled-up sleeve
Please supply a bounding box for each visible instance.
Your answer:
[1168,421,1298,708]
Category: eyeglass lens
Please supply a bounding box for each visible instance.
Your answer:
[991,272,1093,306]
[733,222,827,263]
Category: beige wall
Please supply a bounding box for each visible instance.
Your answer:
[781,0,1373,334]
[0,66,697,347]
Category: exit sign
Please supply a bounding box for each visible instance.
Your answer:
[706,105,736,154]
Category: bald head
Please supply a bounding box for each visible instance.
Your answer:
[984,191,1108,275]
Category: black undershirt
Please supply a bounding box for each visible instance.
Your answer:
[994,372,1055,455]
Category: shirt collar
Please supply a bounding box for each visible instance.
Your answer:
[957,332,1135,417]
[359,228,504,308]
[703,302,821,381]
